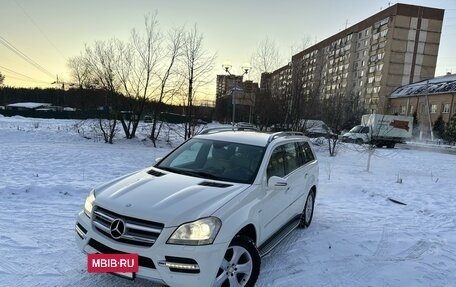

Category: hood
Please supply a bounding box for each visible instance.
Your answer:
[93,168,249,227]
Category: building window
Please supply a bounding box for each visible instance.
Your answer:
[361,60,365,67]
[431,104,438,114]
[410,105,414,115]
[442,103,450,113]
[359,80,363,86]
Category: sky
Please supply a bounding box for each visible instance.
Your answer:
[1,0,455,100]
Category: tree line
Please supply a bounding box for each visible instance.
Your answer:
[66,13,215,145]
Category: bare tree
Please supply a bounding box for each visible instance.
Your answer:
[250,37,282,83]
[289,36,312,56]
[182,24,216,139]
[67,55,90,88]
[0,71,5,85]
[149,26,186,146]
[117,13,161,140]
[82,40,121,144]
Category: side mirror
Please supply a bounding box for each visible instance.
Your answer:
[154,157,162,164]
[268,176,288,189]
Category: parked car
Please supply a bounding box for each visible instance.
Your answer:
[143,115,153,123]
[302,120,336,138]
[75,129,319,287]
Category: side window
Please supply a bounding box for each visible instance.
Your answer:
[267,143,302,179]
[266,146,285,179]
[297,142,315,165]
[283,143,300,174]
[361,127,370,133]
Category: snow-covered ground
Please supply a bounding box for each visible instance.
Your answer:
[0,116,455,287]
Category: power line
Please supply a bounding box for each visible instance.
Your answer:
[0,35,55,80]
[2,74,51,85]
[0,64,50,84]
[13,0,67,61]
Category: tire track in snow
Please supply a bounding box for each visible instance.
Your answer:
[373,226,391,258]
[0,261,22,275]
[316,227,392,287]
[396,240,431,261]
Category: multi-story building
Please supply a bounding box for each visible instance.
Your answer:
[215,74,258,123]
[263,3,444,117]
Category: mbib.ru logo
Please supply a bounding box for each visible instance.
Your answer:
[88,254,138,273]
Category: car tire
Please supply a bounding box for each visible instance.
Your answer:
[298,190,315,229]
[214,236,260,287]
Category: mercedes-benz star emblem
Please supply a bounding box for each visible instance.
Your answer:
[110,219,126,239]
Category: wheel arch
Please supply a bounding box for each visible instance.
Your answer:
[310,185,317,196]
[236,224,257,245]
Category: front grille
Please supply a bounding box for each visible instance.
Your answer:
[92,206,164,247]
[88,239,156,269]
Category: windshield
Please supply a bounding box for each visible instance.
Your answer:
[156,138,265,184]
[349,125,363,133]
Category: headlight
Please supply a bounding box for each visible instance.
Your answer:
[84,190,96,218]
[167,217,222,246]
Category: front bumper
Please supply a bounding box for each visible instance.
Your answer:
[75,211,228,287]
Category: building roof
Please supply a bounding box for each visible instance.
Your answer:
[6,102,52,109]
[390,74,456,98]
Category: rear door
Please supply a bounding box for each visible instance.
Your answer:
[283,141,318,221]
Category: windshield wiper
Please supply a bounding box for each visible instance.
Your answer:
[157,166,180,174]
[157,167,225,181]
[178,170,222,180]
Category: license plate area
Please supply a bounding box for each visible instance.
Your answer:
[112,271,135,280]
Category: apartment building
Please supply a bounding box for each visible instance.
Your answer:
[263,3,444,116]
[215,74,258,123]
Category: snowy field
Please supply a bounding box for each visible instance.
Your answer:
[0,116,455,287]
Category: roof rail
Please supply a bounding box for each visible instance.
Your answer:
[198,126,259,135]
[267,131,304,143]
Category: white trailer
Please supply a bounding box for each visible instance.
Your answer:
[342,114,413,148]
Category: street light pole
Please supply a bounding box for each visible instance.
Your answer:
[223,63,250,126]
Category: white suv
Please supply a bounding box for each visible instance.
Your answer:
[75,129,319,287]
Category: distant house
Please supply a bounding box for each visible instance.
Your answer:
[389,73,456,133]
[6,102,52,111]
